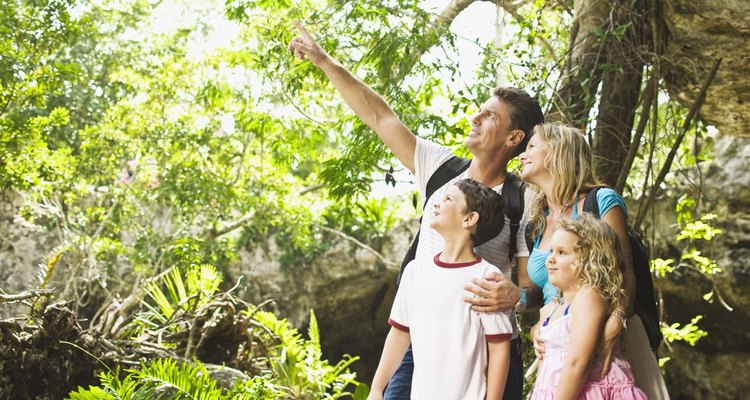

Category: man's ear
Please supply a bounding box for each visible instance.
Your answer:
[508,129,525,147]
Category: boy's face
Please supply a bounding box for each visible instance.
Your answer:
[429,185,471,234]
[546,229,580,291]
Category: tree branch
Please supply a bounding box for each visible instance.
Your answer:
[635,58,722,228]
[615,67,658,192]
[314,224,399,270]
[0,288,53,304]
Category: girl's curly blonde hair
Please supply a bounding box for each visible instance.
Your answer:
[558,213,627,310]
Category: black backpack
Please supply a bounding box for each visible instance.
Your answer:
[583,187,663,352]
[397,156,526,284]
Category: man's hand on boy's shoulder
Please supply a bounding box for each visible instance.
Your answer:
[463,271,520,313]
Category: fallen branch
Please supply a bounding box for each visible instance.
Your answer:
[0,288,53,304]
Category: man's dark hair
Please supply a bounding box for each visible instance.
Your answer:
[454,179,505,246]
[493,87,544,157]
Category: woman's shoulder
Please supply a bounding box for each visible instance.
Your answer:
[594,187,621,201]
[594,187,628,217]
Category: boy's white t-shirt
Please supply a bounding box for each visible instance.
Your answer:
[389,255,515,400]
[413,137,534,277]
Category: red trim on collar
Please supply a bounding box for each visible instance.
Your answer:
[433,252,482,268]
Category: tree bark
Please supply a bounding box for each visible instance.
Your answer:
[592,0,652,186]
[547,0,609,125]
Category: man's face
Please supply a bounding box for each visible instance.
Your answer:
[465,96,515,156]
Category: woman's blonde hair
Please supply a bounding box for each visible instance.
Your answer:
[558,214,626,309]
[528,122,602,238]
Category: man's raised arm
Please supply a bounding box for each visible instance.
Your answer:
[288,20,416,172]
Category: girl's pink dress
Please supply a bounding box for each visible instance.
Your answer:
[531,305,648,399]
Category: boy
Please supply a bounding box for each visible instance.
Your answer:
[367,179,515,400]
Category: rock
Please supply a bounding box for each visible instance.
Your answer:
[665,0,750,138]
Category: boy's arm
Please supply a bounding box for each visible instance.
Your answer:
[368,327,411,399]
[486,339,511,400]
[289,21,416,173]
[554,288,608,400]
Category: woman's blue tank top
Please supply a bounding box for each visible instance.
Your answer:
[527,188,627,304]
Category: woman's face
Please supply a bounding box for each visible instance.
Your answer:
[519,133,550,184]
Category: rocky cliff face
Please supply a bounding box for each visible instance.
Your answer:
[651,135,750,399]
[665,0,750,138]
[0,191,58,318]
[225,226,410,383]
[660,1,750,398]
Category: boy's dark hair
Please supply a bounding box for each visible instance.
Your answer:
[454,179,505,246]
[493,87,544,157]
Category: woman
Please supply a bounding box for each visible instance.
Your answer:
[519,122,669,399]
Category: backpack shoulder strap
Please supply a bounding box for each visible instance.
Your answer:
[582,186,606,218]
[502,173,526,261]
[423,156,471,210]
[524,221,535,255]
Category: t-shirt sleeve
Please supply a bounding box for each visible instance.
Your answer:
[414,137,456,196]
[479,267,515,341]
[596,187,628,218]
[389,260,415,331]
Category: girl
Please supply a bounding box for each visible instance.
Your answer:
[531,214,646,399]
[519,122,669,399]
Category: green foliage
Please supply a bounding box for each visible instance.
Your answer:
[137,264,223,336]
[663,316,708,346]
[677,214,722,241]
[252,310,362,399]
[654,192,722,359]
[227,374,285,400]
[323,196,400,245]
[650,257,674,278]
[133,358,225,399]
[67,359,224,400]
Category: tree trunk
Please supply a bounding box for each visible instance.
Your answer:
[547,0,609,125]
[592,0,651,185]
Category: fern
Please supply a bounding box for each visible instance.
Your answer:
[66,360,224,400]
[66,386,114,400]
[65,367,154,400]
[132,358,224,400]
[37,243,69,288]
[253,310,360,399]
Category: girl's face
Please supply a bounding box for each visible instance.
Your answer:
[546,229,580,290]
[519,134,550,184]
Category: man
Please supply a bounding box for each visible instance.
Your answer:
[289,20,544,399]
